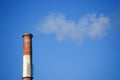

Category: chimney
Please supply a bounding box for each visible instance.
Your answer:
[22,33,33,80]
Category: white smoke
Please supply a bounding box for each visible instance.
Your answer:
[37,13,110,42]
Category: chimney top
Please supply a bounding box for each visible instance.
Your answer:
[22,33,33,38]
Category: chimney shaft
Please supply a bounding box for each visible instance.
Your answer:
[22,33,33,80]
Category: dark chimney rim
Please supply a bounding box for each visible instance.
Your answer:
[22,33,33,38]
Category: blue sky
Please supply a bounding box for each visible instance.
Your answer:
[0,0,120,80]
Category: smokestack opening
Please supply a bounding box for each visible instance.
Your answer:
[22,33,33,38]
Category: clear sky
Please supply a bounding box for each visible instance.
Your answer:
[0,0,120,80]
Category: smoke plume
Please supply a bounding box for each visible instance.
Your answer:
[37,13,110,42]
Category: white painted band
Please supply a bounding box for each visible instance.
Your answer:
[23,55,31,77]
